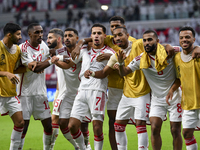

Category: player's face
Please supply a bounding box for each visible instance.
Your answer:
[47,33,57,49]
[143,33,158,54]
[110,21,124,34]
[113,28,129,49]
[64,31,78,48]
[179,30,195,52]
[29,25,43,45]
[91,27,106,48]
[11,30,22,44]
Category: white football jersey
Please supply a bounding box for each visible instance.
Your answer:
[17,40,49,96]
[57,47,83,97]
[77,45,115,93]
[128,53,176,97]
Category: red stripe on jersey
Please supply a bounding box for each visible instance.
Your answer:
[25,40,40,51]
[148,54,155,60]
[18,73,24,97]
[106,46,116,54]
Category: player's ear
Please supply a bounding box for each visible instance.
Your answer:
[123,25,126,28]
[76,36,79,41]
[157,39,159,43]
[127,33,129,37]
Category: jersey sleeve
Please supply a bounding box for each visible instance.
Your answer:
[127,58,140,72]
[19,44,34,66]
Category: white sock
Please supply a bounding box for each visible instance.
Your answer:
[43,131,52,150]
[136,125,148,150]
[50,124,59,149]
[114,123,127,150]
[18,134,26,150]
[185,136,198,150]
[9,126,23,150]
[71,129,86,150]
[94,133,104,150]
[61,127,78,148]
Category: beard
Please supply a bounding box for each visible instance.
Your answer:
[144,43,156,53]
[48,40,57,48]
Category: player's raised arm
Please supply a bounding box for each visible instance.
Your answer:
[117,49,132,76]
[71,38,92,60]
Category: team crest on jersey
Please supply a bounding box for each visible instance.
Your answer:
[0,54,6,65]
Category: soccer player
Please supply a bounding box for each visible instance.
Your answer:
[113,29,183,150]
[72,16,137,150]
[66,23,115,150]
[167,26,200,150]
[17,23,53,150]
[0,23,24,150]
[48,28,91,150]
[85,26,151,150]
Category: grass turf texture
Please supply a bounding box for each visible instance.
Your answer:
[0,102,199,150]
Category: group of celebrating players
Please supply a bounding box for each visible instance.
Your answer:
[0,16,200,150]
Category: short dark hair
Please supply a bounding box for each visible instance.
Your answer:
[91,23,106,33]
[27,23,41,33]
[179,26,195,37]
[49,28,64,39]
[109,16,125,24]
[113,26,127,34]
[3,23,21,36]
[143,29,158,39]
[65,28,78,36]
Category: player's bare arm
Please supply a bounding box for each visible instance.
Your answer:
[192,46,200,59]
[14,65,27,74]
[96,53,112,62]
[0,71,20,84]
[84,65,114,79]
[71,38,92,60]
[51,55,75,69]
[117,49,131,76]
[30,58,51,73]
[166,78,181,106]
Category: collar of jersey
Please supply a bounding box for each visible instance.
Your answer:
[26,40,40,51]
[92,45,107,53]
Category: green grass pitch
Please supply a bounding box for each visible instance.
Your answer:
[0,102,199,150]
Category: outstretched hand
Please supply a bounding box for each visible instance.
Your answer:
[116,49,126,63]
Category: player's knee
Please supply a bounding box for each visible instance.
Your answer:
[171,125,181,137]
[182,129,193,139]
[151,124,161,135]
[68,122,78,132]
[93,122,103,135]
[14,119,24,128]
[59,119,67,129]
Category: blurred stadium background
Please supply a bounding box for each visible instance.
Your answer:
[0,0,199,101]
